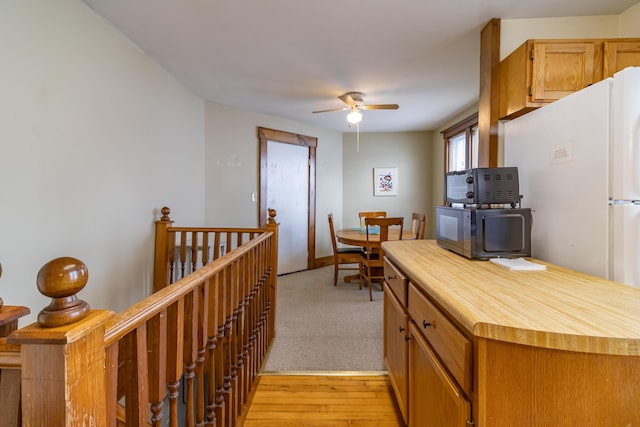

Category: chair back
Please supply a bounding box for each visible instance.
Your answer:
[358,211,387,219]
[411,212,426,239]
[364,217,404,249]
[328,213,339,255]
[358,211,387,232]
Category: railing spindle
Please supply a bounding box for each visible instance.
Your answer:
[166,298,185,426]
[195,281,209,426]
[148,309,167,426]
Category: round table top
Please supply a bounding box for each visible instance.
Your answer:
[335,228,415,246]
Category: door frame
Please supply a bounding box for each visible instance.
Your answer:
[258,127,317,269]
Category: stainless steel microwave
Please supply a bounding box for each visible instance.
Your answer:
[435,206,532,260]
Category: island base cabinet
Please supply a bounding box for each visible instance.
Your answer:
[384,283,409,424]
[475,338,640,426]
[383,240,640,426]
[409,323,471,427]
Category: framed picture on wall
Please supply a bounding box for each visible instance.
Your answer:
[373,167,398,196]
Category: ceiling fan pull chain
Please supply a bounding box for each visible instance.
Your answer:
[356,123,360,152]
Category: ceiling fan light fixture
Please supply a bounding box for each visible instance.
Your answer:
[347,109,363,125]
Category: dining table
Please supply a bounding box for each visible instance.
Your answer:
[335,227,416,282]
[335,228,415,246]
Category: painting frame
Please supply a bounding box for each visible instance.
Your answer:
[373,167,398,197]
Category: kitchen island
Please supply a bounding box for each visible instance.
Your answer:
[381,239,640,426]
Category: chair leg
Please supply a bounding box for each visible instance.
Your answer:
[334,263,338,286]
[369,280,373,301]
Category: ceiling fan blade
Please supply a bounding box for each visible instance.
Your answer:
[338,92,362,106]
[312,107,349,114]
[361,104,399,110]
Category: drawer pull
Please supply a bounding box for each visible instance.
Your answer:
[423,320,433,329]
[387,274,396,281]
[399,326,405,333]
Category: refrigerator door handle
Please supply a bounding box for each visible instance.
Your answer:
[609,200,640,206]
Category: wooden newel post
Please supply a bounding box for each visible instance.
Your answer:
[153,206,174,292]
[0,261,32,426]
[7,258,114,426]
[265,208,278,339]
[36,257,90,327]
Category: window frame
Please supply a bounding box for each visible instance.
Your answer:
[442,112,479,172]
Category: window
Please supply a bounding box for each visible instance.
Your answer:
[443,113,479,172]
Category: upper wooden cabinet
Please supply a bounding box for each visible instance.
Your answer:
[604,40,640,77]
[499,38,640,120]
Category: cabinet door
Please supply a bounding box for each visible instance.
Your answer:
[409,323,470,427]
[530,41,598,103]
[384,284,408,423]
[604,40,640,77]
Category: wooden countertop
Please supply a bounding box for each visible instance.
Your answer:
[382,240,640,356]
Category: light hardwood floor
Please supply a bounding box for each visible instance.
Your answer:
[242,374,404,427]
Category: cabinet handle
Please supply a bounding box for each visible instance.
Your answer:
[423,320,433,329]
[387,274,396,281]
[405,336,411,342]
[399,326,405,333]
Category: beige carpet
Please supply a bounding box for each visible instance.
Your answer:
[262,265,386,372]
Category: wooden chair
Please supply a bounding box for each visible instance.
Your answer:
[328,214,363,286]
[358,211,387,219]
[358,211,387,233]
[411,212,427,239]
[359,217,404,301]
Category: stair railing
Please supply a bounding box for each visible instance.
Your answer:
[6,209,279,426]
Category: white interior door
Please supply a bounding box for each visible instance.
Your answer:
[267,140,309,274]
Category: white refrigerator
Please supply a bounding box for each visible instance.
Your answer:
[504,66,640,288]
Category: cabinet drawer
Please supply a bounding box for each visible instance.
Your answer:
[384,258,408,306]
[408,283,472,394]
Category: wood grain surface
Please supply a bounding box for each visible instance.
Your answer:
[243,374,404,426]
[382,240,640,355]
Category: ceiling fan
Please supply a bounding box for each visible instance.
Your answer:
[312,92,399,125]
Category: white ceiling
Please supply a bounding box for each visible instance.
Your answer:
[82,0,637,133]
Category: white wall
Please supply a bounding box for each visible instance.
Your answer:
[205,103,344,259]
[500,3,640,59]
[343,131,432,235]
[619,2,640,35]
[500,15,621,60]
[0,0,205,325]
